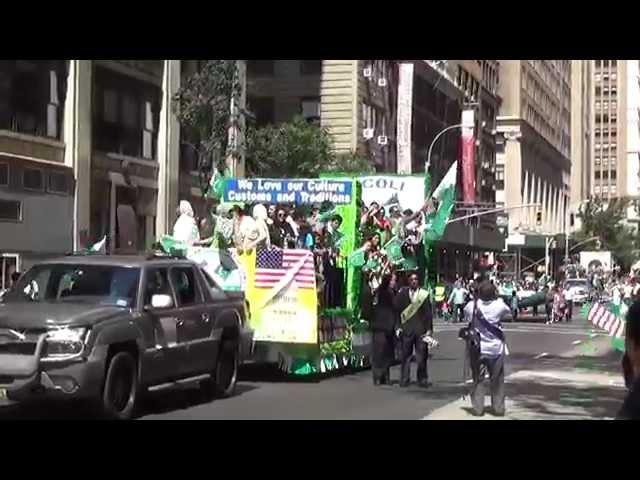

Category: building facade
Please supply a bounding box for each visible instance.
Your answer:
[0,60,75,284]
[0,60,199,284]
[496,60,572,260]
[243,60,505,279]
[590,60,640,229]
[569,59,593,226]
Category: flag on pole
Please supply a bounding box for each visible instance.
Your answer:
[207,169,227,200]
[89,236,107,254]
[424,161,457,242]
[587,302,625,338]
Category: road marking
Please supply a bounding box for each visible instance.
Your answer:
[572,340,582,345]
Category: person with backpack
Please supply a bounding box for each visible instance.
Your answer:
[461,280,510,417]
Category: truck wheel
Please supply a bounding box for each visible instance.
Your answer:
[214,339,238,398]
[102,352,138,420]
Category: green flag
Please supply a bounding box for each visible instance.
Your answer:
[349,248,367,268]
[207,169,227,200]
[159,235,187,257]
[383,236,404,266]
[424,160,457,242]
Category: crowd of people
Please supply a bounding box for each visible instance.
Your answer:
[170,196,437,310]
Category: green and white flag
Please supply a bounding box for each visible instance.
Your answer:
[89,236,107,254]
[424,161,457,243]
[207,169,227,200]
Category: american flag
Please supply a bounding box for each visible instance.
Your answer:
[588,303,625,338]
[255,247,315,289]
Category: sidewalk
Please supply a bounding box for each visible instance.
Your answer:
[423,337,627,420]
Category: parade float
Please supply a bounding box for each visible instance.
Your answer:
[154,162,457,376]
[212,167,455,375]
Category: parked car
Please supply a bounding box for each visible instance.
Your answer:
[563,279,592,305]
[0,254,253,419]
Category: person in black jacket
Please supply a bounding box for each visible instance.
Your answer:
[618,300,640,419]
[370,273,399,386]
[394,272,433,388]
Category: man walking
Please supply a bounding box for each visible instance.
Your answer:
[448,280,469,323]
[463,280,510,417]
[394,273,433,388]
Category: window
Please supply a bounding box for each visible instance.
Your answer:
[611,170,617,180]
[300,60,322,76]
[169,267,201,307]
[0,163,7,186]
[247,60,274,77]
[48,171,69,194]
[300,97,320,122]
[495,164,505,190]
[93,67,160,159]
[0,199,21,221]
[143,268,172,307]
[0,254,19,290]
[103,89,118,123]
[23,167,43,191]
[595,157,601,165]
[7,264,140,306]
[247,96,275,127]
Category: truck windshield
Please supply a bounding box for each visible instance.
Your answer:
[3,263,140,307]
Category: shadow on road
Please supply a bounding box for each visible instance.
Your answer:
[505,377,625,419]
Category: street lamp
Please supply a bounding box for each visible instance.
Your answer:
[425,123,464,173]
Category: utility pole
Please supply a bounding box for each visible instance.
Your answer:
[227,60,247,178]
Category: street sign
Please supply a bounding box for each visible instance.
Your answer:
[507,233,526,246]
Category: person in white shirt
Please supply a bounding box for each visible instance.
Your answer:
[448,281,469,323]
[172,200,200,246]
[563,285,574,322]
[463,280,510,417]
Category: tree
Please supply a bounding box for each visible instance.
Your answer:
[245,116,375,177]
[172,60,240,200]
[575,196,637,270]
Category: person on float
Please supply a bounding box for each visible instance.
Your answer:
[248,203,271,250]
[231,204,259,254]
[173,200,200,246]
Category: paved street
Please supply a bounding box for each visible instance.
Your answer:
[0,308,626,420]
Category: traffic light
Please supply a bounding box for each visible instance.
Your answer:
[569,213,575,227]
[536,210,542,226]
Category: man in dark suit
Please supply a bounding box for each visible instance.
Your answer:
[394,272,433,387]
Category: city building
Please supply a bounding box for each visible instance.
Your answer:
[246,60,505,278]
[495,60,572,274]
[0,60,74,284]
[0,60,195,284]
[591,60,640,230]
[246,59,399,172]
[569,59,593,230]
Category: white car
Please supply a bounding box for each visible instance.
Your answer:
[563,279,591,305]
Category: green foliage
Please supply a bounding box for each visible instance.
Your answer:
[330,153,376,175]
[576,196,637,270]
[245,116,375,178]
[172,60,240,197]
[245,116,335,177]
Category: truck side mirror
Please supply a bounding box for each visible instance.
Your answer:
[150,294,173,310]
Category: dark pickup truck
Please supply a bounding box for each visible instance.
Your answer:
[0,254,253,419]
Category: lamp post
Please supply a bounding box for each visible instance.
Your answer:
[425,123,464,173]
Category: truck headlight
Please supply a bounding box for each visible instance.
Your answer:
[42,327,89,362]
